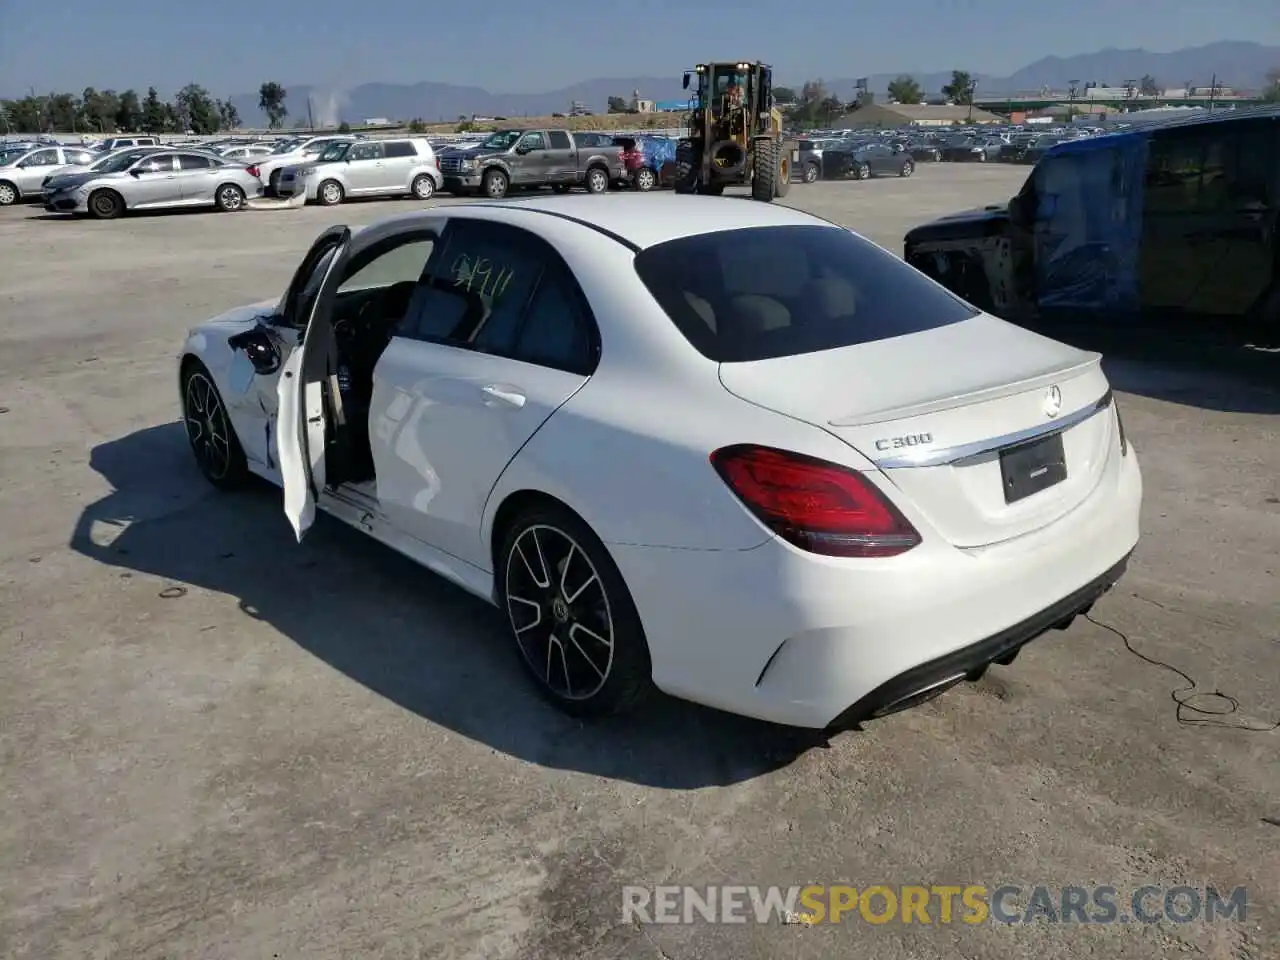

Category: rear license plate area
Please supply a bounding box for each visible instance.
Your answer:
[1000,432,1067,503]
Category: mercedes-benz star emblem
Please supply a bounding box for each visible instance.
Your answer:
[1044,385,1063,419]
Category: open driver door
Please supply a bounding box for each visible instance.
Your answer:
[277,225,352,541]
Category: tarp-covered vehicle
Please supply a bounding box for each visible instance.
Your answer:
[904,108,1280,348]
[615,136,678,191]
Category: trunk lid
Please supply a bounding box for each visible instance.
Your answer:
[718,314,1116,548]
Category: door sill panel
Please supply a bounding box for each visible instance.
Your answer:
[318,485,497,605]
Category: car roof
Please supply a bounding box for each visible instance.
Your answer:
[438,193,832,250]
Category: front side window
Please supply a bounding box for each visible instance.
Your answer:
[23,149,58,166]
[339,237,436,294]
[480,131,522,151]
[518,132,546,151]
[135,155,174,173]
[634,225,978,362]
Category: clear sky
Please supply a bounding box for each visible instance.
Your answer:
[2,0,1278,98]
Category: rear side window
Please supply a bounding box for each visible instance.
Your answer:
[384,141,416,158]
[633,225,978,362]
[548,131,571,149]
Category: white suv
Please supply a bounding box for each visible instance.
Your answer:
[277,137,443,204]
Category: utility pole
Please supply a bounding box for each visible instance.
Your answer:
[307,96,315,131]
[1208,73,1218,113]
[967,77,977,122]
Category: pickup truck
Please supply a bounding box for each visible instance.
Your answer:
[437,128,625,199]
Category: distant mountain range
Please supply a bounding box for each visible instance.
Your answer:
[228,41,1280,125]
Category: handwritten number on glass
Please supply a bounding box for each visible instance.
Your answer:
[452,254,514,303]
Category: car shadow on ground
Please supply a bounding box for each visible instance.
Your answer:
[69,422,829,789]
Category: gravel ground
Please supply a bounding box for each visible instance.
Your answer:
[1,164,1277,960]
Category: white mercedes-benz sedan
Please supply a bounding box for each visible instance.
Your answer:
[177,193,1142,729]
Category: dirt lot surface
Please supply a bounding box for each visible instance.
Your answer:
[1,165,1277,960]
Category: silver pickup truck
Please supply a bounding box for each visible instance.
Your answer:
[438,128,625,199]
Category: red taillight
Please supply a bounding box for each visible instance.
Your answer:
[246,164,260,178]
[710,445,921,557]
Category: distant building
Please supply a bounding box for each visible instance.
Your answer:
[363,117,393,126]
[834,102,1005,128]
[655,99,694,112]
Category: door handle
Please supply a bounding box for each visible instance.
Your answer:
[481,384,526,408]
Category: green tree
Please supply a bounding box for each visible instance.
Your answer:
[217,99,241,131]
[80,87,121,132]
[141,87,167,133]
[47,92,80,130]
[337,120,352,133]
[115,89,142,131]
[406,118,425,132]
[258,81,288,129]
[3,96,43,132]
[607,95,630,114]
[772,86,798,105]
[161,102,182,132]
[887,75,923,104]
[175,83,219,134]
[942,70,976,105]
[1139,74,1160,96]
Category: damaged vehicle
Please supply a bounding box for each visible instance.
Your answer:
[436,128,624,198]
[616,135,678,191]
[176,194,1140,730]
[904,108,1280,348]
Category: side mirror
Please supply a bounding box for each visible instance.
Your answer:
[515,145,530,155]
[683,73,691,90]
[130,168,145,176]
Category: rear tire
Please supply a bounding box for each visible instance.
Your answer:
[88,189,123,219]
[411,174,435,200]
[0,181,17,206]
[633,167,657,191]
[214,183,246,211]
[856,162,871,180]
[584,166,609,194]
[803,161,820,183]
[498,502,653,718]
[899,160,914,178]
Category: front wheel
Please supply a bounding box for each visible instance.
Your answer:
[317,179,344,206]
[181,362,248,490]
[899,160,914,178]
[0,181,17,206]
[673,142,700,194]
[803,162,820,183]
[633,167,657,191]
[499,503,652,718]
[856,162,871,180]
[88,189,123,219]
[483,168,510,199]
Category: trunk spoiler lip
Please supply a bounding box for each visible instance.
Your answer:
[871,388,1113,470]
[828,352,1103,429]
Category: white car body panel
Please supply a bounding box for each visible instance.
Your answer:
[181,195,1143,727]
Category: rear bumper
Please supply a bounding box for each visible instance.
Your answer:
[608,445,1142,728]
[827,551,1129,727]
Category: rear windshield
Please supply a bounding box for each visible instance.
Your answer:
[633,225,978,362]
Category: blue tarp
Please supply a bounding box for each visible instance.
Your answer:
[1033,133,1147,312]
[654,99,694,112]
[636,136,677,171]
